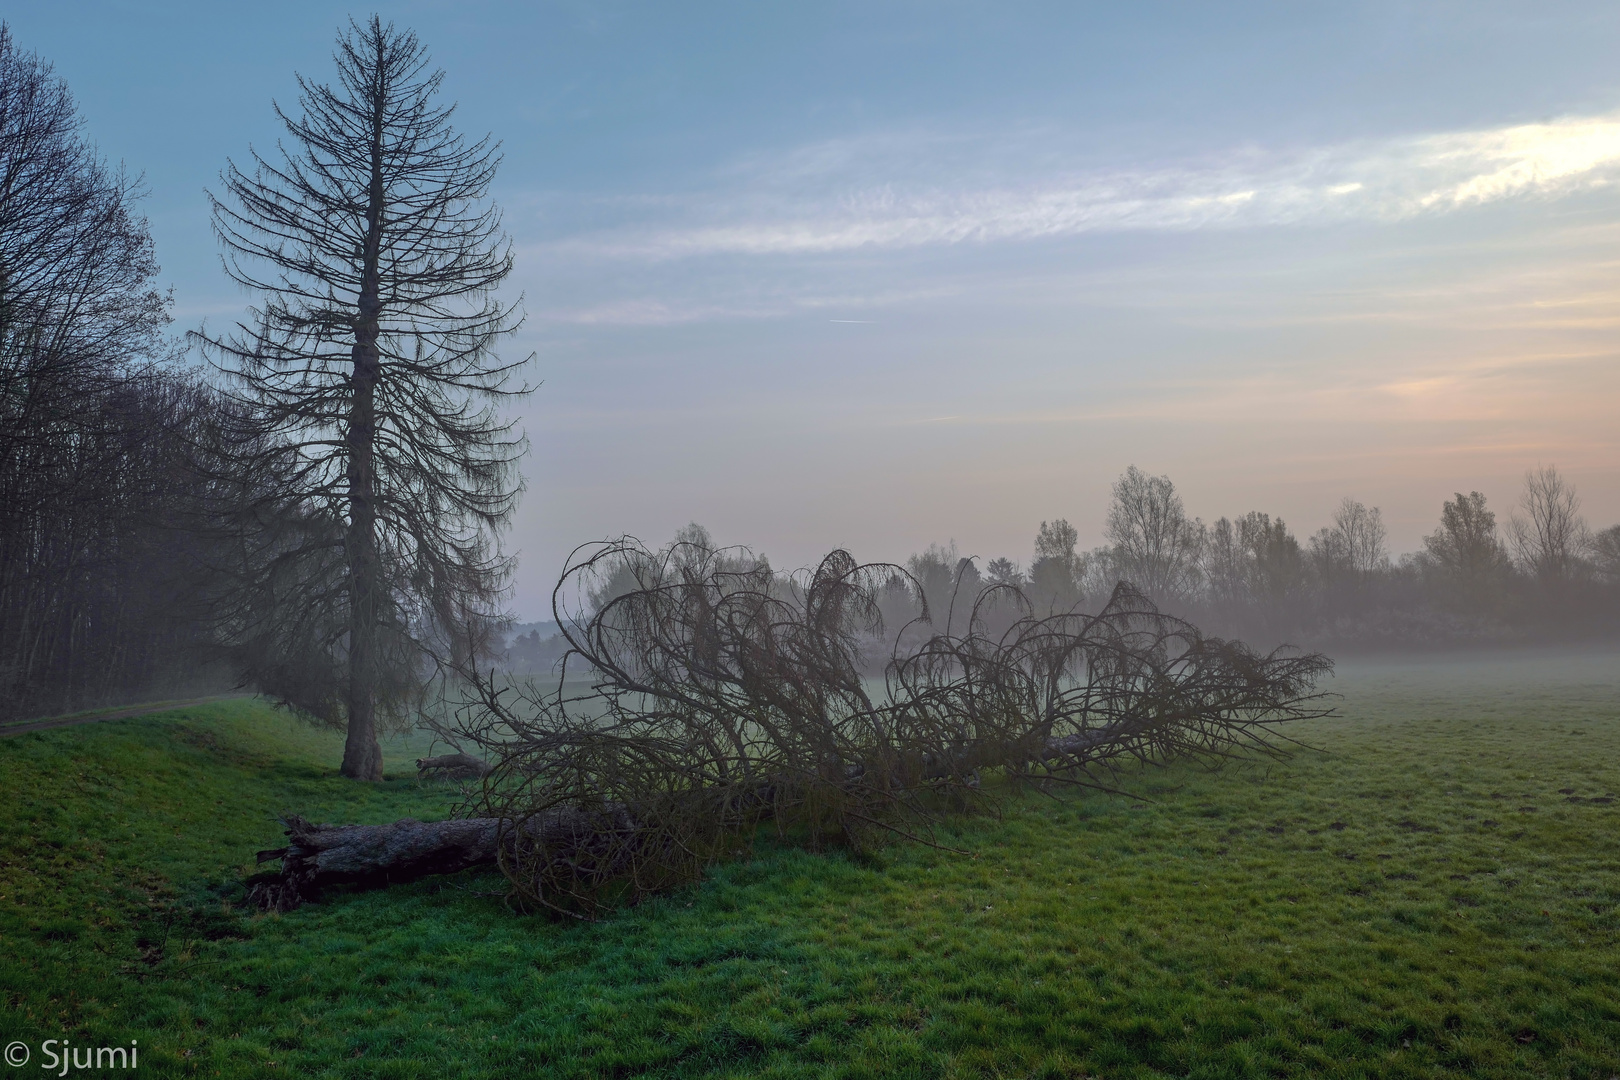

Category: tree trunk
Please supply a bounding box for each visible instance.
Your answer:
[338,67,389,782]
[248,806,636,912]
[249,814,504,911]
[339,317,382,780]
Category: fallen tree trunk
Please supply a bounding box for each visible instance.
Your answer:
[248,815,504,912]
[248,730,1149,912]
[248,803,644,913]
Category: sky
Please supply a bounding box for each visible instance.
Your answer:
[6,1,1620,618]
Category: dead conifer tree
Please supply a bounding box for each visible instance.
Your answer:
[195,17,527,779]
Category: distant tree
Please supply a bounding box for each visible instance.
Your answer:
[1508,466,1588,583]
[1239,512,1305,607]
[1592,524,1620,586]
[501,625,568,675]
[1424,492,1504,575]
[587,523,767,614]
[907,542,978,630]
[0,24,168,407]
[1309,498,1387,585]
[1029,518,1080,610]
[875,570,918,638]
[1421,492,1510,608]
[647,522,717,589]
[950,557,982,617]
[1203,511,1305,634]
[671,521,715,553]
[196,18,528,779]
[1105,466,1204,600]
[1204,517,1247,608]
[1033,519,1078,567]
[984,557,1024,588]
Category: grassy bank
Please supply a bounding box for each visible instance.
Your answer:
[1,649,1617,1078]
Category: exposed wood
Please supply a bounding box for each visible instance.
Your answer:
[249,814,502,911]
[247,805,639,912]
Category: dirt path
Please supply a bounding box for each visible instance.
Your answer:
[0,694,252,738]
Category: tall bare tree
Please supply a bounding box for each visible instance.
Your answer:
[1508,466,1588,584]
[0,25,167,406]
[1105,466,1204,601]
[1309,498,1387,585]
[197,18,527,779]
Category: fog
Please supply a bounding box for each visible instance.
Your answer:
[4,10,1619,725]
[491,460,1617,670]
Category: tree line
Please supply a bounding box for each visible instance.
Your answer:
[903,465,1620,650]
[0,25,216,719]
[0,17,525,754]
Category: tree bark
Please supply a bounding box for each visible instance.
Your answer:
[247,806,635,912]
[249,814,503,911]
[338,54,388,782]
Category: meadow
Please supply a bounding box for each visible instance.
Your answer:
[1,646,1616,1079]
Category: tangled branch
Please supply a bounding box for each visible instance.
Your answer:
[442,540,1334,918]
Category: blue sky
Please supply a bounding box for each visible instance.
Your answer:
[7,1,1620,617]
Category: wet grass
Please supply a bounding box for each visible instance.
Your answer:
[0,647,1617,1078]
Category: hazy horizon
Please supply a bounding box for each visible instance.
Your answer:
[8,1,1618,619]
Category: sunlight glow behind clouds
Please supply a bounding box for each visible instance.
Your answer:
[553,112,1620,261]
[510,106,1620,603]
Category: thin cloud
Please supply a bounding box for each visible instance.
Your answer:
[533,284,953,325]
[550,112,1620,260]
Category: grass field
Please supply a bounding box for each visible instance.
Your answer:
[1,646,1617,1078]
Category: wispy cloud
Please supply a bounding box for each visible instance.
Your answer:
[532,283,955,325]
[550,113,1620,260]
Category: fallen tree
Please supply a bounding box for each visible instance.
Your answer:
[247,804,635,912]
[249,815,503,912]
[251,540,1334,916]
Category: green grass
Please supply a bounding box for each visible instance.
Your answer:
[2,648,1617,1078]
